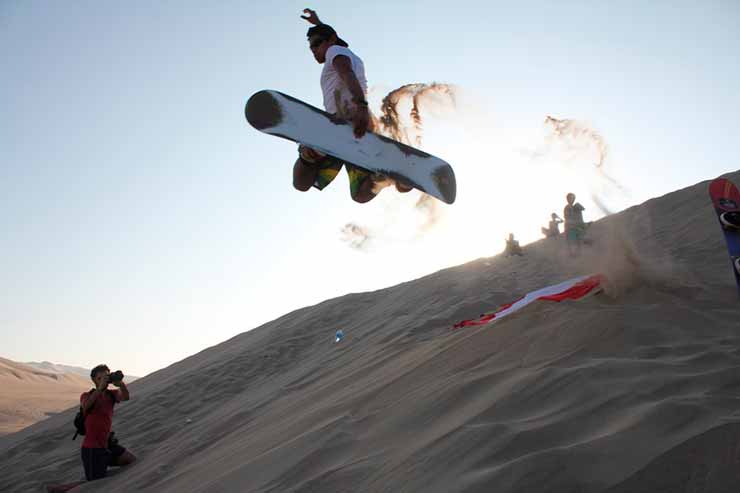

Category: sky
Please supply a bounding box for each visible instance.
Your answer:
[2,1,739,377]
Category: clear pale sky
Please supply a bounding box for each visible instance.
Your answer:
[2,1,738,377]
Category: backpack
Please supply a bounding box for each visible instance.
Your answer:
[72,388,116,440]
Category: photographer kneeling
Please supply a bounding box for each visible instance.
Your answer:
[80,364,136,481]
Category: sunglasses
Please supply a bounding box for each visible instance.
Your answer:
[309,38,326,50]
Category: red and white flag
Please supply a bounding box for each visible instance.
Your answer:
[453,274,604,329]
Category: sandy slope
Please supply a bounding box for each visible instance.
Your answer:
[1,171,739,492]
[0,358,91,436]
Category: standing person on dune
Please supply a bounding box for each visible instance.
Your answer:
[293,8,411,203]
[564,193,587,255]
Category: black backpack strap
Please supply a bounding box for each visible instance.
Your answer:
[83,388,97,413]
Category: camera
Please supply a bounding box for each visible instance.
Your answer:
[107,370,124,384]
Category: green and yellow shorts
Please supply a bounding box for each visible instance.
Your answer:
[298,145,371,197]
[565,225,586,243]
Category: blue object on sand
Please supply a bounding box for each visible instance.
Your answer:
[335,330,344,343]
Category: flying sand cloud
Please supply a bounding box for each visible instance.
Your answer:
[340,83,458,250]
[543,116,608,168]
[340,223,371,250]
[533,116,626,216]
[378,83,458,148]
[341,87,630,254]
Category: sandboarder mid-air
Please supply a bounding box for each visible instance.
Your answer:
[293,8,412,203]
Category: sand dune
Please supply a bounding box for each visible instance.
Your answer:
[0,358,91,436]
[1,171,739,492]
[606,423,740,493]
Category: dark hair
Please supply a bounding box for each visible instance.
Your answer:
[90,364,110,381]
[306,24,348,47]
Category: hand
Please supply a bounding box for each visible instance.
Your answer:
[352,105,369,138]
[301,8,321,25]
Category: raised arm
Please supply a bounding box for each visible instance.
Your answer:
[333,55,369,138]
[116,380,130,401]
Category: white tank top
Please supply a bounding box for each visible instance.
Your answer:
[320,45,367,116]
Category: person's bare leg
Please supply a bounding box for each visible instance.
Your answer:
[293,158,318,192]
[568,242,578,257]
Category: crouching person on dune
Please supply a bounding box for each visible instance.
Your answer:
[80,364,136,481]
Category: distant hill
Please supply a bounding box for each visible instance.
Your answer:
[0,358,91,436]
[23,361,90,378]
[24,361,140,381]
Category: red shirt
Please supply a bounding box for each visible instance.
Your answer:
[80,389,120,449]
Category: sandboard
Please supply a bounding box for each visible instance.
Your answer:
[245,90,456,204]
[708,177,740,292]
